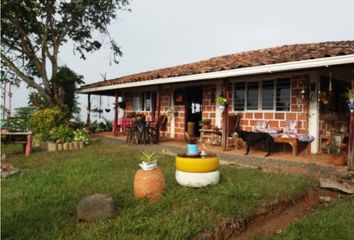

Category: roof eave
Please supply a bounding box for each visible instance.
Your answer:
[78,55,354,94]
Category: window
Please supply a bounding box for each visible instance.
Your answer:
[276,78,291,111]
[133,92,152,112]
[262,80,274,110]
[234,82,245,111]
[145,92,151,111]
[233,78,291,112]
[133,93,142,111]
[247,82,259,110]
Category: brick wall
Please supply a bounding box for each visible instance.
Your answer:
[122,74,311,139]
[229,75,310,134]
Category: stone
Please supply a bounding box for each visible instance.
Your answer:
[77,193,116,222]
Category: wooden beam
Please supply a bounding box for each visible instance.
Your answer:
[157,85,161,118]
[86,94,91,125]
[348,67,354,170]
[222,79,229,151]
[113,91,119,136]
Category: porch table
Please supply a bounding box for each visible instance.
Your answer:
[1,131,33,156]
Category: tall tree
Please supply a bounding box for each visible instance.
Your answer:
[1,0,129,106]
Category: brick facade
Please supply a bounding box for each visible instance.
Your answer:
[121,74,312,140]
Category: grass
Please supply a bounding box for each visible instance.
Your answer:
[259,197,354,240]
[1,142,313,240]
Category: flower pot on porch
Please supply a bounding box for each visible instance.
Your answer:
[134,168,165,202]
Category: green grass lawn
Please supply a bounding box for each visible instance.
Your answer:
[1,142,313,240]
[259,197,354,240]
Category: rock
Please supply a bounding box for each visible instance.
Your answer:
[319,178,354,194]
[77,193,116,222]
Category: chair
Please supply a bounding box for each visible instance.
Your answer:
[212,114,241,147]
[227,114,241,147]
[147,115,168,144]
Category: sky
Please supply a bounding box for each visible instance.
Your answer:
[8,0,354,121]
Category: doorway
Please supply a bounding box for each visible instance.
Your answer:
[185,86,203,137]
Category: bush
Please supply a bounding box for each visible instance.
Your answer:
[73,129,89,144]
[29,107,67,141]
[49,125,74,143]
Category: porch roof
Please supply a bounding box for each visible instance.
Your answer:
[79,41,354,94]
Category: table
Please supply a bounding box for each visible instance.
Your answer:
[112,118,134,134]
[1,131,33,156]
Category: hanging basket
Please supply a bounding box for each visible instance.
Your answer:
[105,108,111,113]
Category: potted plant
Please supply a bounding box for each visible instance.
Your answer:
[73,129,89,149]
[344,88,354,112]
[134,151,165,202]
[139,151,158,171]
[200,119,212,129]
[329,144,347,166]
[216,96,228,112]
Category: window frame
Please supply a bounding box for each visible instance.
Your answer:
[232,77,291,113]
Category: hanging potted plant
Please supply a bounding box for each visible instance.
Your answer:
[134,151,165,202]
[216,96,228,112]
[344,88,354,112]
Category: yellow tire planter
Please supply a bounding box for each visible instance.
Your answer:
[175,155,219,173]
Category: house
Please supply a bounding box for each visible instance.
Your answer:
[79,41,354,157]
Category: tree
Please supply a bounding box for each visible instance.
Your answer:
[1,0,129,106]
[29,66,84,117]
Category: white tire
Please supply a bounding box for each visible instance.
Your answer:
[175,170,220,188]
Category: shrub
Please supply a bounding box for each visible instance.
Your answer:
[29,107,67,141]
[49,125,74,143]
[73,129,89,144]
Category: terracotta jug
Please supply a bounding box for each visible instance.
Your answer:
[134,168,165,202]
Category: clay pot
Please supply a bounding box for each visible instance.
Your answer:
[63,143,70,150]
[57,143,63,151]
[47,142,57,152]
[73,141,79,150]
[79,141,85,149]
[134,168,165,202]
[331,154,347,166]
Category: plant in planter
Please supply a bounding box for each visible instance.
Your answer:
[329,144,347,166]
[73,129,89,149]
[138,151,158,171]
[134,151,165,202]
[344,88,354,112]
[216,96,228,112]
[200,119,212,129]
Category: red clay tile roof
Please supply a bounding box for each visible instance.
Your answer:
[80,41,354,90]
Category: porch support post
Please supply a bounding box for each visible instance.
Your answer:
[222,79,229,151]
[113,91,119,136]
[86,93,91,125]
[348,67,354,170]
[157,85,161,118]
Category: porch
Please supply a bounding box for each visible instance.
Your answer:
[96,131,338,168]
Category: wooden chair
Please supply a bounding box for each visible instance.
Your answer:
[147,115,168,144]
[227,114,241,147]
